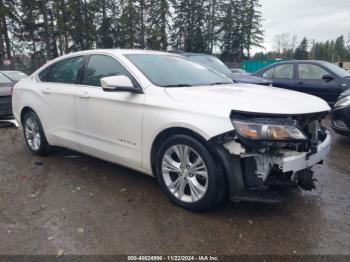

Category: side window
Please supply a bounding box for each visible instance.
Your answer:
[298,64,328,80]
[39,56,84,84]
[0,73,12,84]
[262,67,274,78]
[84,55,132,87]
[273,64,294,79]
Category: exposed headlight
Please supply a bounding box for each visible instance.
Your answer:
[232,120,307,141]
[334,96,350,109]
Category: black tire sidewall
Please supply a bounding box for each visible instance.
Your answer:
[23,111,50,156]
[155,134,222,212]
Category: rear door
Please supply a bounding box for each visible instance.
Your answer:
[37,55,85,148]
[296,63,340,103]
[267,63,297,91]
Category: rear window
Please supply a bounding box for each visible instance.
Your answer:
[39,56,84,84]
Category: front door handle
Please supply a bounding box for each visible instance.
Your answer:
[42,87,51,94]
[297,81,304,86]
[79,91,90,99]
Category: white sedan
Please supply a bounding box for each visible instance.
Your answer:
[12,50,331,211]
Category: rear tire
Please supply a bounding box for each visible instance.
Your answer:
[155,134,226,212]
[23,111,51,156]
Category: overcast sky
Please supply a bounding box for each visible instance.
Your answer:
[256,0,350,52]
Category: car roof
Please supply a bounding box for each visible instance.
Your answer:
[269,60,329,66]
[61,49,178,57]
[169,51,214,57]
[33,49,185,75]
[43,49,183,67]
[183,52,213,57]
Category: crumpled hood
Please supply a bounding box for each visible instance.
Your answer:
[165,84,330,115]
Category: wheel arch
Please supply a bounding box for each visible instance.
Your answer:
[150,127,220,177]
[20,106,35,125]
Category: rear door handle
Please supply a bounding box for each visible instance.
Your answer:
[297,81,304,86]
[42,87,51,94]
[79,91,90,99]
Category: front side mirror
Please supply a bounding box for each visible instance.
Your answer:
[322,74,334,82]
[100,75,141,93]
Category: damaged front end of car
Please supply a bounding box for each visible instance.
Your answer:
[210,111,331,203]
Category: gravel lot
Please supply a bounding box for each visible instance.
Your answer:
[0,120,349,256]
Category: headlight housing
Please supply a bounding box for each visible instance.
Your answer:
[232,120,307,141]
[334,96,350,109]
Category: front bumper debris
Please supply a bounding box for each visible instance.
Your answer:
[212,112,331,203]
[272,131,331,173]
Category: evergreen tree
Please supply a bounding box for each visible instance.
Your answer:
[0,0,19,60]
[119,0,140,48]
[1,0,271,66]
[171,0,209,52]
[219,0,241,61]
[334,35,346,62]
[147,0,170,50]
[294,37,309,60]
[241,0,263,58]
[95,0,115,48]
[16,0,40,54]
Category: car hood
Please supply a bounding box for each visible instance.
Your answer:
[165,84,330,115]
[226,73,272,84]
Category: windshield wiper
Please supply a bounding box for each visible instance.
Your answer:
[160,84,193,87]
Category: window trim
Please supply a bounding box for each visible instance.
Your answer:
[81,53,143,93]
[37,55,86,85]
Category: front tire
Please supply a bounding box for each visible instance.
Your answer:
[23,111,51,156]
[155,134,226,212]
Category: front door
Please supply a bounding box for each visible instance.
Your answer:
[296,63,340,103]
[75,54,144,169]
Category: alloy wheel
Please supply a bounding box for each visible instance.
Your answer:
[161,144,208,203]
[24,116,41,151]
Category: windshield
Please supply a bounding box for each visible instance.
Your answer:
[322,62,350,78]
[0,71,28,81]
[188,55,233,75]
[125,54,232,87]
